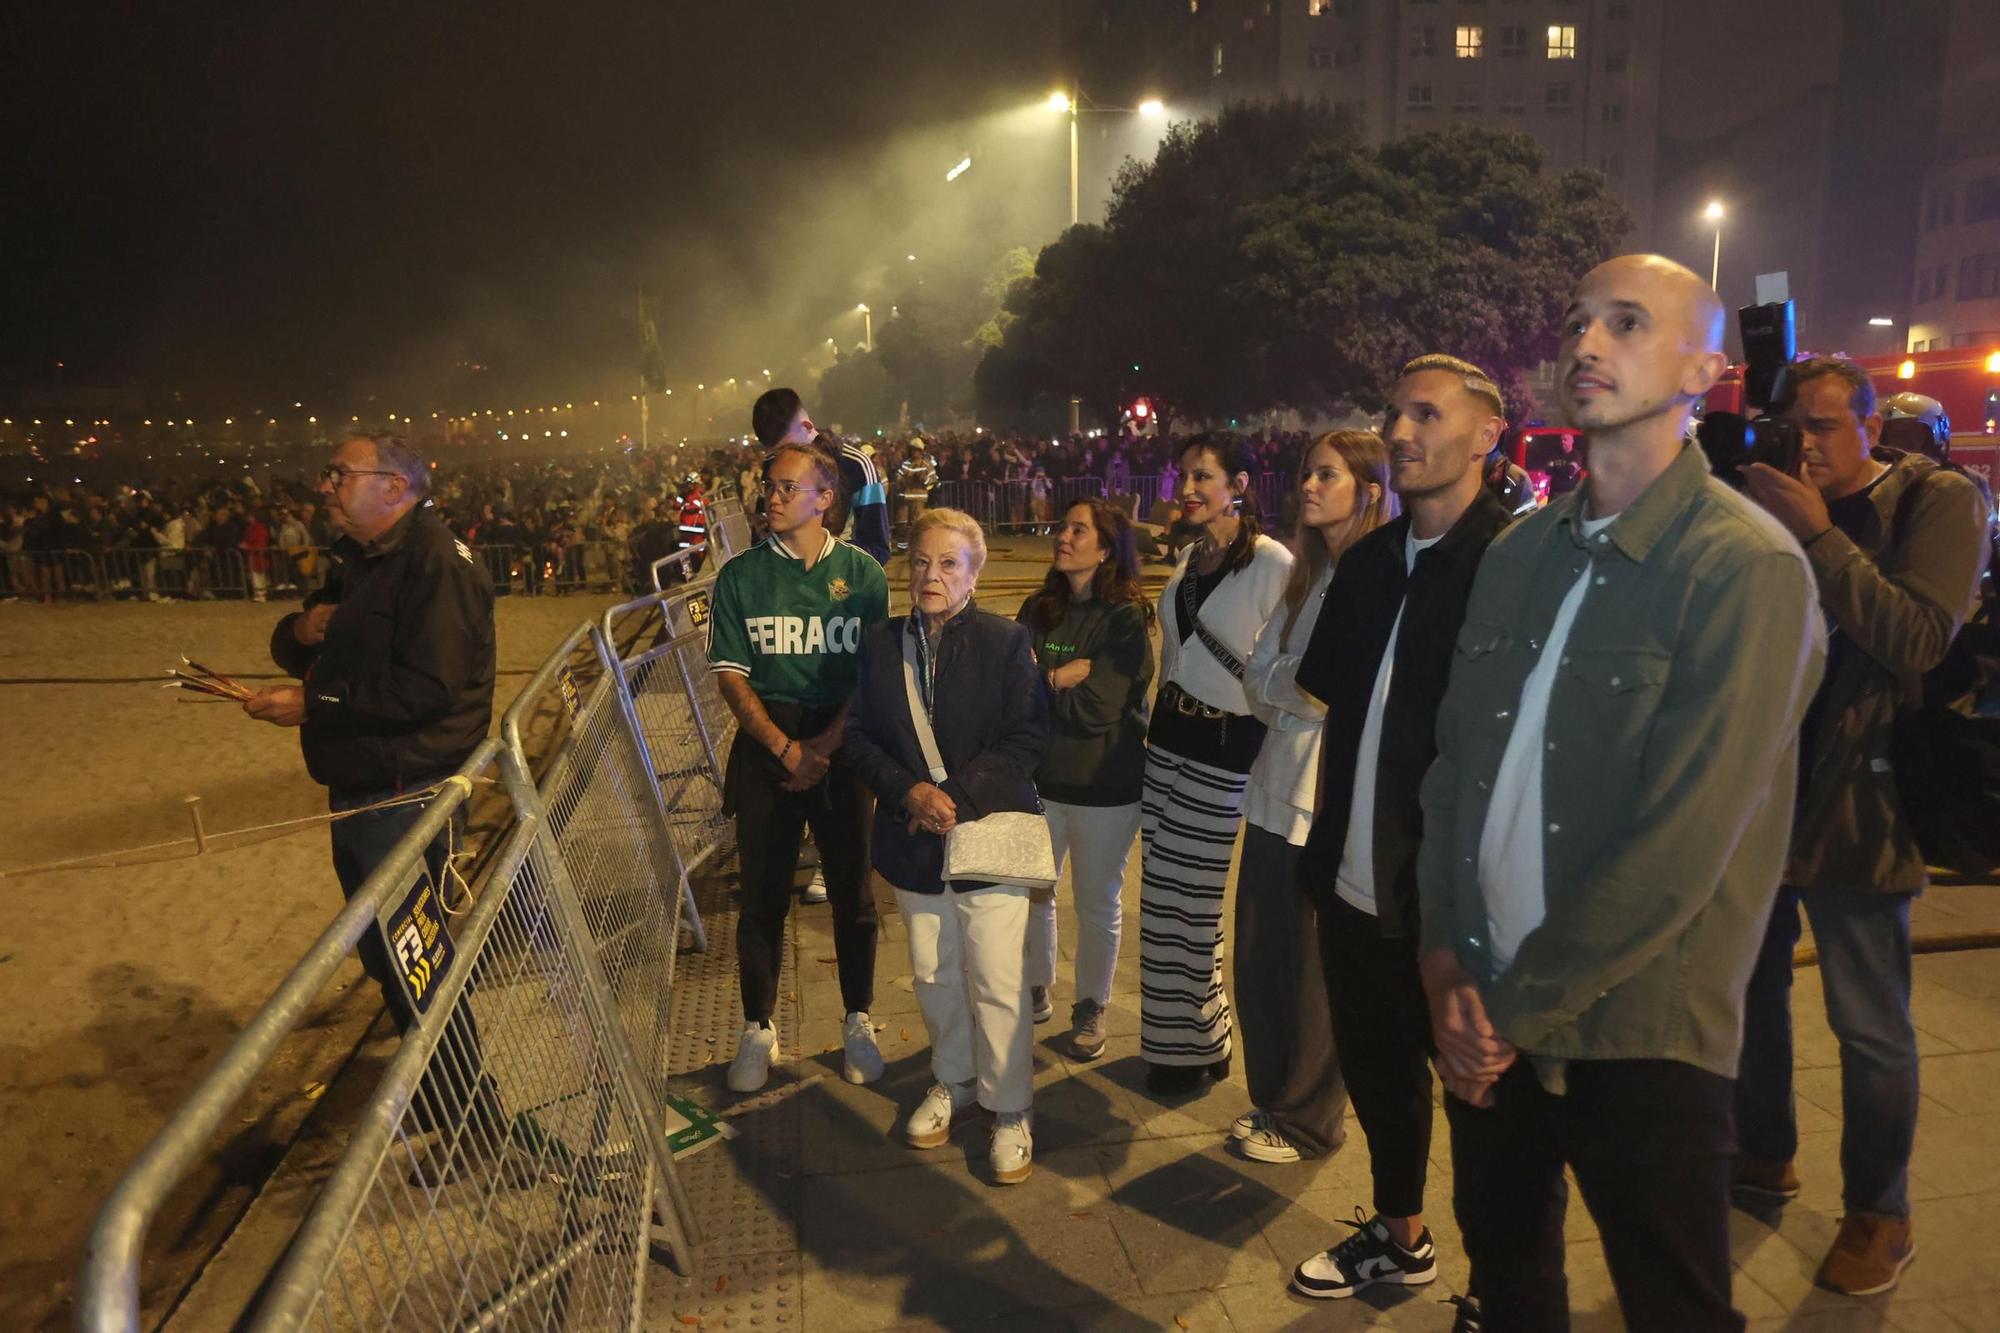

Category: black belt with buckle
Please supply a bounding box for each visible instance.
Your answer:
[1159,682,1229,719]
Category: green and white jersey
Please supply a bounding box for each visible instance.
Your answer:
[706,530,889,706]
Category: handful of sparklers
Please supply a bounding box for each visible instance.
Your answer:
[164,654,254,703]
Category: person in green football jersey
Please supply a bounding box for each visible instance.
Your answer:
[708,442,891,1094]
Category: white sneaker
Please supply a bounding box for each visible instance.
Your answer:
[1230,1110,1265,1141]
[842,1011,884,1084]
[727,1022,777,1093]
[1238,1122,1303,1164]
[990,1110,1033,1185]
[905,1079,978,1149]
[801,869,828,904]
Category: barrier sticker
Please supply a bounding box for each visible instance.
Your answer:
[383,877,455,1015]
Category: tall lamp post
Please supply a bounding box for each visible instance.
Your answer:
[857,304,874,354]
[1048,88,1167,433]
[1704,200,1725,290]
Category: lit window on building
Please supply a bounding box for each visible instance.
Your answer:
[1456,25,1484,58]
[1308,0,1328,14]
[1547,24,1577,59]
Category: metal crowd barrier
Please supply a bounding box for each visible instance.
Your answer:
[79,601,724,1327]
[599,580,736,899]
[927,476,1106,534]
[705,497,751,563]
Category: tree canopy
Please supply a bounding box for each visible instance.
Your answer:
[977,108,1630,429]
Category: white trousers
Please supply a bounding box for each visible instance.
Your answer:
[897,885,1034,1113]
[1025,799,1140,1007]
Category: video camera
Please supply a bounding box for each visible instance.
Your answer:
[1696,300,1804,486]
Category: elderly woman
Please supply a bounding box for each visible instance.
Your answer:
[844,507,1050,1185]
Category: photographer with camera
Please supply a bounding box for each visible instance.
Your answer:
[1736,355,1991,1296]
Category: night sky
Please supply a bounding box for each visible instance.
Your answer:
[2,3,1072,413]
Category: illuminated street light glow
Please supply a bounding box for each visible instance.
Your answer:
[945,156,972,182]
[1048,91,1071,114]
[1898,359,1917,380]
[1138,98,1166,118]
[1868,317,1895,327]
[1987,351,2000,374]
[1704,200,1725,222]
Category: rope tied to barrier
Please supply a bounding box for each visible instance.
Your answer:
[0,774,513,881]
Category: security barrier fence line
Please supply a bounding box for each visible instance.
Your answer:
[81,573,747,1327]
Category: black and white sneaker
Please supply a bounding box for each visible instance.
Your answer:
[1444,1294,1483,1332]
[1291,1208,1438,1300]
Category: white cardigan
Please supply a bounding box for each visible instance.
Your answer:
[1156,534,1295,717]
[1244,562,1331,844]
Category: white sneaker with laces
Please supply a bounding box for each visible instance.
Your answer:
[990,1110,1033,1185]
[727,1022,777,1093]
[842,1011,884,1084]
[801,869,828,904]
[1230,1110,1265,1142]
[905,1079,978,1149]
[1238,1121,1303,1164]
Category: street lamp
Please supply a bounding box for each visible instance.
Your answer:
[1703,200,1725,289]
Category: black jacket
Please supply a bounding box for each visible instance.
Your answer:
[844,604,1049,894]
[1295,489,1510,935]
[269,504,496,794]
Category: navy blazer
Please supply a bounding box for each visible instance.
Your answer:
[844,603,1049,894]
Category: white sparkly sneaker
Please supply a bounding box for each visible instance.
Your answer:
[904,1079,978,1149]
[726,1022,777,1094]
[842,1011,883,1084]
[990,1111,1033,1185]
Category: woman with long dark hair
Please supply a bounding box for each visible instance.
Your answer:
[1230,430,1393,1162]
[1140,435,1294,1095]
[1017,497,1157,1061]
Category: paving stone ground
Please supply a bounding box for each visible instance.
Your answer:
[645,849,2000,1333]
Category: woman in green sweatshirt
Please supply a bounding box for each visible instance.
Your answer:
[1017,497,1157,1061]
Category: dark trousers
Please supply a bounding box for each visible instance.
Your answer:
[1737,885,1917,1217]
[1319,895,1432,1217]
[1232,826,1346,1156]
[330,788,503,1140]
[1448,1058,1743,1333]
[732,738,877,1023]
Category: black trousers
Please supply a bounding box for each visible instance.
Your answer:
[1319,896,1433,1218]
[1447,1058,1743,1333]
[330,789,504,1141]
[731,734,877,1023]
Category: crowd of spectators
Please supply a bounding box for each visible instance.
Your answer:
[0,427,1320,603]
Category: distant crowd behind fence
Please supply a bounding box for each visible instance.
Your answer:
[79,538,745,1331]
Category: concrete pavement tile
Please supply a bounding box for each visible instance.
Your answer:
[1908,1050,2000,1117]
[1912,951,2000,1001]
[1879,1193,2000,1302]
[799,1209,1139,1332]
[1886,1298,1983,1332]
[1096,1135,1334,1215]
[1910,1115,2000,1199]
[1217,1277,1464,1331]
[1107,1202,1286,1298]
[1064,1288,1234,1331]
[1912,981,2000,1056]
[1030,1057,1156,1152]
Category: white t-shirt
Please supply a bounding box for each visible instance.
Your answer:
[1478,512,1617,969]
[1334,528,1443,916]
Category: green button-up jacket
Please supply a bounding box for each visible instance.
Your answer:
[1418,442,1827,1083]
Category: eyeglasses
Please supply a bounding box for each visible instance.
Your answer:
[761,480,826,501]
[319,464,400,487]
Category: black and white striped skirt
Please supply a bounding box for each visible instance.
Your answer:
[1137,743,1249,1067]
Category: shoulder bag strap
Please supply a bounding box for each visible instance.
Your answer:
[1180,561,1247,680]
[900,627,949,783]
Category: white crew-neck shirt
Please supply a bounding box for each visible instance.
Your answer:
[1334,528,1444,916]
[1478,511,1618,968]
